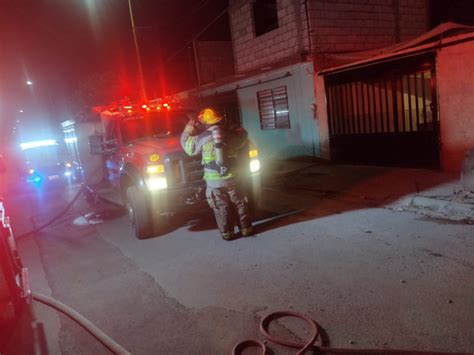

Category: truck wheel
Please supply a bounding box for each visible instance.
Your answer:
[127,186,153,240]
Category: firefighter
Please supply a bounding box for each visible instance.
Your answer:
[181,108,253,240]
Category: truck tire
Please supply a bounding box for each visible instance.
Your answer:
[127,186,153,240]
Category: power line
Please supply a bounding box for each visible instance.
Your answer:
[165,6,229,63]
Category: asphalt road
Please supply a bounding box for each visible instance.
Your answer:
[8,180,474,354]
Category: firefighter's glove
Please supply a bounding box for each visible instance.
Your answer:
[184,119,198,134]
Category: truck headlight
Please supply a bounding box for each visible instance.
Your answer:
[147,177,168,190]
[146,164,165,174]
[250,159,260,173]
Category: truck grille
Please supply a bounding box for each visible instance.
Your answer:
[164,152,205,189]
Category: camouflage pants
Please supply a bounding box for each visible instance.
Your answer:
[206,185,251,237]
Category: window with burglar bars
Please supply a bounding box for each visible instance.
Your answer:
[257,86,290,130]
[327,68,436,136]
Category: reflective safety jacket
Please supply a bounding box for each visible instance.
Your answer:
[180,124,247,188]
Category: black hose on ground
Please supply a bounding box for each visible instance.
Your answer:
[32,292,131,355]
[233,310,472,355]
[16,185,85,239]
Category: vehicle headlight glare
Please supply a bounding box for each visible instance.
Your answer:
[147,164,165,174]
[147,177,168,190]
[250,159,260,173]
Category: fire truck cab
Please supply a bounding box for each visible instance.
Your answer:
[63,101,261,239]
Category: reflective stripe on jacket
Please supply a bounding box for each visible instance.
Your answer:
[180,125,236,188]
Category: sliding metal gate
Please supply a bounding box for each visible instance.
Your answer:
[326,53,440,168]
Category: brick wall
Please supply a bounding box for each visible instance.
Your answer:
[229,0,428,72]
[195,41,235,84]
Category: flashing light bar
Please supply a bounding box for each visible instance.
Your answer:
[20,140,58,151]
[103,101,177,115]
[61,120,75,128]
[64,137,78,144]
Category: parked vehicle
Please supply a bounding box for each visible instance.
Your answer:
[18,140,75,187]
[62,100,261,239]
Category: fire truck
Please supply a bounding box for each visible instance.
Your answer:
[1,193,47,354]
[62,100,261,239]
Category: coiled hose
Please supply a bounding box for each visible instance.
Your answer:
[33,292,131,355]
[233,310,471,355]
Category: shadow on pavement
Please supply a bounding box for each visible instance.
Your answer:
[245,161,459,236]
[67,161,459,240]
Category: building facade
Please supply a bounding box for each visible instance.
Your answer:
[223,0,429,161]
[180,0,432,163]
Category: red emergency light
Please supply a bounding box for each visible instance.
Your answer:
[95,98,178,116]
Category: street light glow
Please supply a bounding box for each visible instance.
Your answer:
[26,80,33,85]
[20,140,58,151]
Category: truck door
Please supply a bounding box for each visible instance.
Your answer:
[103,120,121,187]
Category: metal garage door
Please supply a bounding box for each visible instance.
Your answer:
[325,53,440,168]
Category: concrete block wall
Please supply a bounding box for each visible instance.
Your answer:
[229,0,309,73]
[229,0,428,72]
[398,0,428,41]
[196,41,235,84]
[310,0,428,53]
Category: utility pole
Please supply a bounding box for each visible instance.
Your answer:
[128,0,147,101]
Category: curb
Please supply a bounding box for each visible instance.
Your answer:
[395,195,474,222]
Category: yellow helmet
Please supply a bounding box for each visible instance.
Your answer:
[198,108,223,125]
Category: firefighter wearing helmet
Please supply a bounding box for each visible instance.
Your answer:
[181,108,253,240]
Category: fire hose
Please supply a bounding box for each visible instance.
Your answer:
[233,310,471,355]
[32,292,131,355]
[5,184,130,353]
[16,185,86,239]
[8,183,470,354]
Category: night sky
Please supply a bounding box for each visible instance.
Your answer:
[1,0,472,143]
[0,0,227,141]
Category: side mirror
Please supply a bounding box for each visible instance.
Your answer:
[89,134,104,155]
